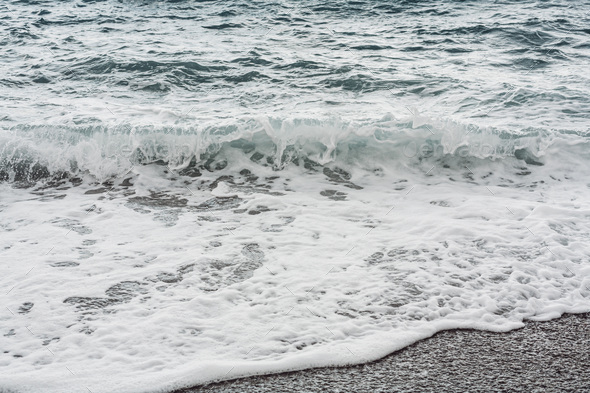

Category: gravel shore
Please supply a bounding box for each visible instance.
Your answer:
[175,313,590,393]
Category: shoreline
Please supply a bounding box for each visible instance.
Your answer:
[175,312,590,393]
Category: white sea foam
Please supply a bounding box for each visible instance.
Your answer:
[2,147,590,393]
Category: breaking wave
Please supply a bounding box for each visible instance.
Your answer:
[2,114,587,184]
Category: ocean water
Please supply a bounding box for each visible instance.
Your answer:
[2,1,590,392]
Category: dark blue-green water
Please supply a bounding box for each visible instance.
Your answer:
[1,0,590,181]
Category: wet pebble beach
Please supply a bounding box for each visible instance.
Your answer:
[179,313,590,393]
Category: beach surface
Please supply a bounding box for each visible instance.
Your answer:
[177,313,590,393]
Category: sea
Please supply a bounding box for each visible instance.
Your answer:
[1,1,590,392]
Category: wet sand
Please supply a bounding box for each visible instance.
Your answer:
[175,313,590,393]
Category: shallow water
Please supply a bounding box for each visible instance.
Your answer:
[1,1,590,392]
